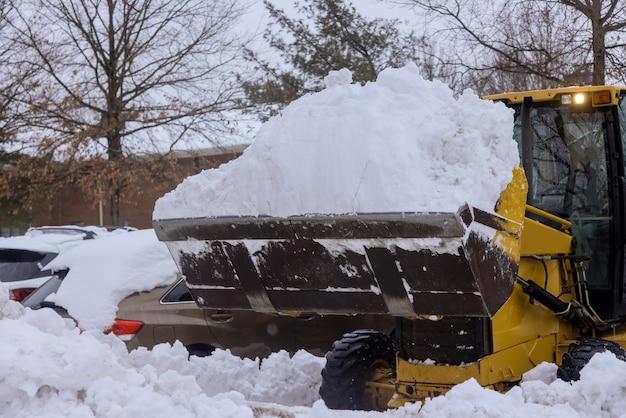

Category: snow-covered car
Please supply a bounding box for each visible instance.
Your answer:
[24,270,394,358]
[22,272,219,356]
[21,229,394,358]
[115,277,394,358]
[0,225,134,301]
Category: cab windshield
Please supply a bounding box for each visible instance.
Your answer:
[516,106,609,288]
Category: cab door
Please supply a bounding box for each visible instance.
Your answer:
[521,102,621,319]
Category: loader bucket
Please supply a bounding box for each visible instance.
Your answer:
[153,204,522,318]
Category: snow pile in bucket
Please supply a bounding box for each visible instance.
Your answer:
[153,64,518,220]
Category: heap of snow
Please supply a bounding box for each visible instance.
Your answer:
[5,285,626,417]
[153,64,519,220]
[0,288,326,417]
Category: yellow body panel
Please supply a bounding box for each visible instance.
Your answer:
[388,198,626,407]
[492,165,527,260]
[491,209,579,350]
[391,335,558,407]
[389,167,589,406]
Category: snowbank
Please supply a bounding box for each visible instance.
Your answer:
[153,64,519,220]
[3,289,626,417]
[0,289,323,417]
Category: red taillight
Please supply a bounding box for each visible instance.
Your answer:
[11,288,36,302]
[105,318,144,340]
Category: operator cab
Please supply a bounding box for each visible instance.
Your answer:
[486,87,626,320]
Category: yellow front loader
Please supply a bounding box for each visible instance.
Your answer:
[154,85,626,410]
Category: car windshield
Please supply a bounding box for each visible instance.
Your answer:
[0,249,54,282]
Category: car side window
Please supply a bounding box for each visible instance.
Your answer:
[161,279,194,303]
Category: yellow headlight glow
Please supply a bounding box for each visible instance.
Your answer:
[573,93,585,104]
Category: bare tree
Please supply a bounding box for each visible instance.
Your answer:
[468,1,591,92]
[0,1,47,229]
[0,1,39,148]
[6,0,248,225]
[0,0,15,147]
[557,0,626,84]
[391,0,626,91]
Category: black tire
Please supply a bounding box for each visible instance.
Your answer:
[319,330,395,411]
[558,338,626,381]
[186,343,215,358]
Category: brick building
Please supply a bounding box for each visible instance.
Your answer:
[2,145,246,236]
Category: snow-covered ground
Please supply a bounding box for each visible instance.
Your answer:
[3,294,626,417]
[4,64,626,416]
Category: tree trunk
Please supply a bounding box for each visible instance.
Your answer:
[590,0,606,85]
[107,131,123,226]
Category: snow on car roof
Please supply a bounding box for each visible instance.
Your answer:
[45,229,179,330]
[0,225,130,253]
[0,236,60,254]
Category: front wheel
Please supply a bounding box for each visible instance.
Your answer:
[319,330,396,411]
[558,338,626,381]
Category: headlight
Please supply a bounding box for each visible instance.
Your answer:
[561,94,572,105]
[561,91,612,107]
[560,93,587,105]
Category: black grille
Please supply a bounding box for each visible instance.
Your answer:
[397,316,492,365]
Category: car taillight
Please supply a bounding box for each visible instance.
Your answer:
[10,288,36,302]
[105,318,144,341]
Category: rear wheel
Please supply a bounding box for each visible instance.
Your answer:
[186,343,215,358]
[320,330,396,411]
[558,338,626,381]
